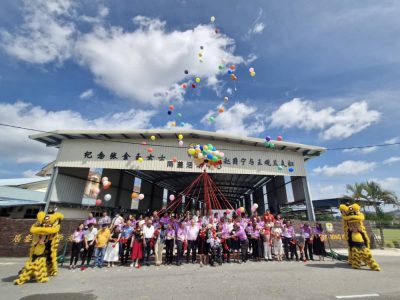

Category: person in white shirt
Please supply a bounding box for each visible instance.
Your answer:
[272,222,283,261]
[142,220,155,266]
[81,223,98,268]
[185,219,200,263]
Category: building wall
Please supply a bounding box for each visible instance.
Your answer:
[52,167,89,204]
[56,138,307,177]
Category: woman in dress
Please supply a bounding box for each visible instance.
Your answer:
[69,223,85,269]
[313,223,326,261]
[104,227,121,267]
[130,223,144,268]
[197,223,208,267]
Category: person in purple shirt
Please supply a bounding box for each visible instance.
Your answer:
[282,221,298,261]
[165,223,175,265]
[302,223,314,261]
[175,222,186,266]
[70,223,84,269]
[234,223,249,263]
[84,212,97,226]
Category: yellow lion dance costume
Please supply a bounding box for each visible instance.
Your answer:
[14,211,64,285]
[339,203,380,271]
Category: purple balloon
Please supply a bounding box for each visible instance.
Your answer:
[265,136,271,142]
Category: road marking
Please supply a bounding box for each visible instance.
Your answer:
[336,294,379,299]
[0,262,15,265]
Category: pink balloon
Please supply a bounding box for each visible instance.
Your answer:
[236,208,241,215]
[225,209,231,215]
[94,188,100,194]
[95,199,102,206]
[277,135,283,141]
[169,194,175,201]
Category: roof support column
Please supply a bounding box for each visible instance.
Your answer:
[244,193,252,215]
[291,176,315,222]
[44,166,58,213]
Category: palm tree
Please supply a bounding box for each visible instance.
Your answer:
[344,182,367,212]
[362,181,399,247]
[362,181,399,216]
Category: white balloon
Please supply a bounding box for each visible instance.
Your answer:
[210,16,216,23]
[169,194,175,201]
[103,180,110,186]
[138,193,145,200]
[198,153,203,159]
[104,194,112,202]
[179,140,184,146]
[101,177,108,182]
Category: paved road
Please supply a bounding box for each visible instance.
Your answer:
[1,255,399,300]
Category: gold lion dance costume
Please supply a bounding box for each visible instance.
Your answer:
[339,203,380,271]
[14,211,64,285]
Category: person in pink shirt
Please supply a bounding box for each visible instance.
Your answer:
[185,219,200,263]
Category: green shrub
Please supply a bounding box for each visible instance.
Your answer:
[385,242,394,248]
[393,241,400,248]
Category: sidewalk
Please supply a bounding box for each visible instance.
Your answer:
[332,248,400,256]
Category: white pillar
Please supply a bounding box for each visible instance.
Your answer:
[44,166,58,213]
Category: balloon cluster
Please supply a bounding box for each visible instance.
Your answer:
[236,207,245,215]
[95,177,113,206]
[264,136,275,149]
[249,67,256,77]
[251,203,258,213]
[131,192,145,200]
[187,143,224,168]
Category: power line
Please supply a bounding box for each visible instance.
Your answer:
[0,122,399,152]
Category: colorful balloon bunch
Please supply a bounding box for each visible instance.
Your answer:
[249,67,256,77]
[264,135,275,149]
[187,144,224,168]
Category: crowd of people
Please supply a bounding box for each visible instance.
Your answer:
[69,210,327,270]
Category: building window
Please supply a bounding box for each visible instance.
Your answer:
[162,189,168,209]
[263,185,269,210]
[24,208,39,219]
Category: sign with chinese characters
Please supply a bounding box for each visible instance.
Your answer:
[56,138,307,176]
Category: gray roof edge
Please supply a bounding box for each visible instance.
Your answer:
[30,129,326,153]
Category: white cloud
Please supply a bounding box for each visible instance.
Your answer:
[0,0,76,64]
[371,177,400,198]
[383,157,400,165]
[80,5,109,24]
[244,8,265,38]
[342,146,378,154]
[22,169,39,178]
[226,88,233,95]
[313,160,377,176]
[252,23,265,34]
[79,89,94,99]
[201,102,265,137]
[0,101,156,164]
[384,137,399,144]
[269,98,381,140]
[75,16,243,106]
[309,183,346,200]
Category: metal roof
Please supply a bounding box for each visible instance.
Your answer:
[0,177,49,187]
[30,129,326,160]
[0,186,45,207]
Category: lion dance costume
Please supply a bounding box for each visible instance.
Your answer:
[14,211,64,285]
[339,203,380,271]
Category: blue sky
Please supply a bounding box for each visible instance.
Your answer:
[0,0,399,201]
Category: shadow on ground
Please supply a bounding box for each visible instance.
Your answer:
[1,275,19,282]
[305,262,371,271]
[20,292,97,300]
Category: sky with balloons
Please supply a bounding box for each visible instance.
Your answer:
[0,0,400,201]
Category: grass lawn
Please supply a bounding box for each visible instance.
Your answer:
[383,228,400,244]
